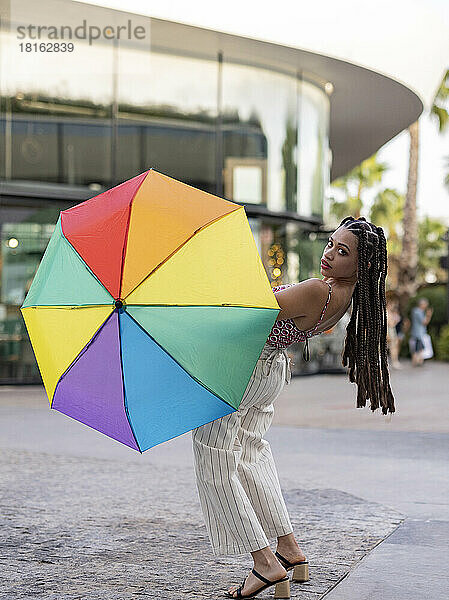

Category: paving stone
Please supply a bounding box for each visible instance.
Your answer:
[0,449,403,599]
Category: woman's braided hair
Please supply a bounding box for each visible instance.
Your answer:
[339,216,395,414]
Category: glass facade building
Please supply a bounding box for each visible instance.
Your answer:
[0,2,333,382]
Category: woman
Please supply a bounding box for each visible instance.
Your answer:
[409,298,433,367]
[191,216,396,599]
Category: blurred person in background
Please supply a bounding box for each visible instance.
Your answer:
[409,298,433,367]
[395,304,408,358]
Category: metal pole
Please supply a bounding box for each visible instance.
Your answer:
[215,51,223,197]
[111,37,119,185]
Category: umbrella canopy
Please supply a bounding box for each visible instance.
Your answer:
[20,169,280,452]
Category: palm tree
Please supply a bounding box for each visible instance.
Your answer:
[430,69,449,188]
[431,69,449,132]
[329,154,388,223]
[369,188,405,288]
[397,120,419,313]
[370,189,446,288]
[417,216,448,284]
[395,71,449,311]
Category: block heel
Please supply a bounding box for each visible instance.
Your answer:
[225,568,290,599]
[274,578,291,598]
[275,551,310,583]
[292,562,309,583]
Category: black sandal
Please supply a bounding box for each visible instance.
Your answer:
[224,568,290,599]
[275,551,309,582]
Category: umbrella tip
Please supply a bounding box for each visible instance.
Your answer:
[115,299,124,309]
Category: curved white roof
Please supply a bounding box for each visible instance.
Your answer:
[74,0,429,180]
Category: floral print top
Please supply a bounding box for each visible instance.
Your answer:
[266,282,333,360]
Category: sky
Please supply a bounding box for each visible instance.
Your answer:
[77,0,449,224]
[369,114,449,226]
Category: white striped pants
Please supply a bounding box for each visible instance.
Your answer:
[191,341,294,555]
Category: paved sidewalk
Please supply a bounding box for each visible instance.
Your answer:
[276,358,449,433]
[0,358,447,599]
[0,446,402,600]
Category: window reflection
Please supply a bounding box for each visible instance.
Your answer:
[1,29,330,210]
[1,27,114,185]
[286,221,301,282]
[10,120,58,181]
[117,49,218,193]
[221,62,298,211]
[297,230,329,280]
[62,121,112,186]
[297,80,330,218]
[143,122,216,193]
[0,119,4,178]
[0,206,64,383]
[259,222,288,286]
[116,124,142,184]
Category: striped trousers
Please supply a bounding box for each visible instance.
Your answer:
[191,341,294,555]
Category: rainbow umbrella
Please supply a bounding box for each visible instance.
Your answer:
[20,169,280,452]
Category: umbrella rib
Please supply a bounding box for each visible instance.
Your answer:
[118,168,154,299]
[118,183,143,299]
[22,304,116,309]
[117,311,142,453]
[124,303,280,310]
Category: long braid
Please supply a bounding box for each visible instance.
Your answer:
[356,231,369,407]
[377,227,395,413]
[371,234,382,408]
[366,223,381,409]
[339,216,396,414]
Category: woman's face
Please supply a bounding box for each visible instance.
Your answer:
[320,226,360,281]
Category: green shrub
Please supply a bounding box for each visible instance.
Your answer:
[436,325,449,361]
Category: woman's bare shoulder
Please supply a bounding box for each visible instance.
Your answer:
[276,278,327,289]
[291,278,330,294]
[304,277,330,287]
[274,278,330,320]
